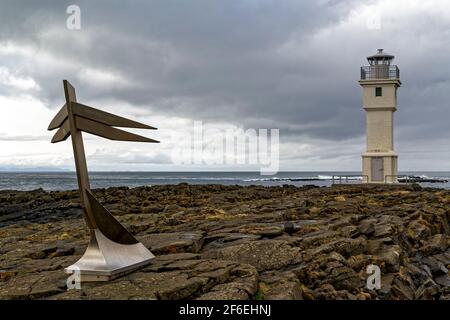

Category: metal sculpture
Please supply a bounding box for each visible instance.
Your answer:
[48,80,158,281]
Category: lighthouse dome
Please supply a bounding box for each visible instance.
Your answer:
[367,49,394,65]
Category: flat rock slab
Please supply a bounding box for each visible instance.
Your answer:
[47,257,258,300]
[0,270,67,300]
[138,232,205,254]
[202,240,302,271]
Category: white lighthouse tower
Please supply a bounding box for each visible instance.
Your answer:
[359,49,401,183]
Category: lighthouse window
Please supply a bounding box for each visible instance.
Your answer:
[375,87,382,96]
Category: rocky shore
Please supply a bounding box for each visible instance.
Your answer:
[0,183,449,300]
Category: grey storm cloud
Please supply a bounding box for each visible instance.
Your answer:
[0,1,361,135]
[1,0,450,167]
[89,149,172,165]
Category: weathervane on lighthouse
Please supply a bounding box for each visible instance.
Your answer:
[359,49,401,183]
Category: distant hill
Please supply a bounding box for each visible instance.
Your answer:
[0,166,70,172]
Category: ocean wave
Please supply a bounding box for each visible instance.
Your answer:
[243,175,363,182]
[90,176,241,181]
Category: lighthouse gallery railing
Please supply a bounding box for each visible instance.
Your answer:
[360,65,400,80]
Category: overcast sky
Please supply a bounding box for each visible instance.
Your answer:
[1,0,450,172]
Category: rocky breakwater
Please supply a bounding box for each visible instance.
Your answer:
[0,183,449,300]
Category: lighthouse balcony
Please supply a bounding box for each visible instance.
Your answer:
[360,65,399,80]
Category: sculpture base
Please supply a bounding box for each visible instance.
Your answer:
[65,229,154,282]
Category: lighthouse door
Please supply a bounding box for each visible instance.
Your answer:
[371,157,384,182]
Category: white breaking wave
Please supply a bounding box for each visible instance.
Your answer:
[317,175,332,180]
[243,175,363,182]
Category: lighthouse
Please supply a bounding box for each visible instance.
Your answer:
[359,49,401,183]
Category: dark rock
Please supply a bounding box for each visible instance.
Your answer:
[366,239,383,254]
[422,256,449,276]
[259,272,302,300]
[0,271,67,300]
[263,281,302,300]
[347,254,383,271]
[340,226,359,238]
[283,221,296,234]
[0,270,17,283]
[391,275,415,300]
[52,259,258,300]
[139,232,205,254]
[378,274,395,299]
[434,275,450,287]
[432,249,450,265]
[373,224,394,238]
[404,263,431,287]
[25,242,75,260]
[407,220,431,242]
[127,221,152,234]
[142,205,164,214]
[238,224,284,238]
[196,264,258,300]
[202,240,302,271]
[380,245,402,273]
[415,278,441,299]
[2,184,450,300]
[333,238,368,257]
[358,219,376,235]
[329,266,362,291]
[203,233,261,250]
[50,246,75,258]
[419,234,448,255]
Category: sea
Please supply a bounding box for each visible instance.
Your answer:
[1,171,450,191]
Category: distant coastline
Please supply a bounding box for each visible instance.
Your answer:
[1,171,450,191]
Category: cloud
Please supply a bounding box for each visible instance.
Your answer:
[0,133,48,141]
[0,67,40,91]
[0,0,450,170]
[89,148,172,165]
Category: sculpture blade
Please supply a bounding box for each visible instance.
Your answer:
[72,102,157,129]
[75,116,159,143]
[48,104,68,130]
[63,80,77,102]
[51,118,71,143]
[85,189,138,245]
